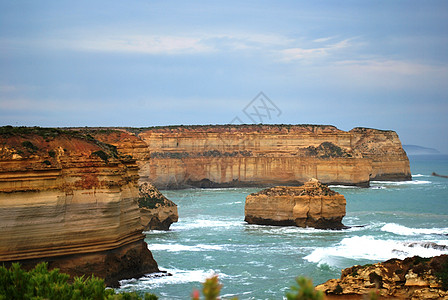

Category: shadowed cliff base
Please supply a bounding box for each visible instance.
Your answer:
[0,240,160,288]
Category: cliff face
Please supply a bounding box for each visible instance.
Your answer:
[0,127,159,286]
[316,255,448,299]
[245,179,346,229]
[119,125,410,188]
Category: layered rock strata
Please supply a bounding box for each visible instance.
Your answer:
[0,127,159,286]
[244,179,346,229]
[316,255,448,299]
[96,124,410,189]
[139,182,178,230]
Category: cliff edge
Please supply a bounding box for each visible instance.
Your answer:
[245,179,346,229]
[0,127,159,286]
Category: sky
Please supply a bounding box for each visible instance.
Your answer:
[1,1,447,152]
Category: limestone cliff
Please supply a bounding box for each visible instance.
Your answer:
[98,124,410,189]
[139,182,178,230]
[316,255,448,299]
[0,127,159,286]
[245,179,346,229]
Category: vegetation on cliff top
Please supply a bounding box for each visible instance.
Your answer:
[0,126,119,162]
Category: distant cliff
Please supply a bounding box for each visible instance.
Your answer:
[92,124,410,188]
[0,127,159,286]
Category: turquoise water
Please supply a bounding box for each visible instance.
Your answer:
[119,155,448,299]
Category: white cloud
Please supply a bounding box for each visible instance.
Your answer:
[313,36,336,43]
[64,35,214,54]
[334,59,448,76]
[278,38,354,62]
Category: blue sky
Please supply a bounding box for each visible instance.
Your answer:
[1,1,447,152]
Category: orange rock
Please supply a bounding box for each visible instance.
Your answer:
[0,128,159,286]
[96,125,411,189]
[244,179,346,229]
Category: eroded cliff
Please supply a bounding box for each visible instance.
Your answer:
[0,127,159,286]
[99,124,410,188]
[245,179,346,229]
[316,255,448,299]
[139,182,178,230]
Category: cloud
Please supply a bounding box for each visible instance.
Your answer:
[312,36,336,43]
[62,35,214,55]
[278,38,355,62]
[334,59,448,76]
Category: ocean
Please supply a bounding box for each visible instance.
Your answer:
[118,155,448,299]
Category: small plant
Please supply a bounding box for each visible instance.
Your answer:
[92,150,109,162]
[22,141,38,151]
[192,275,222,300]
[43,160,51,166]
[48,150,56,158]
[285,276,324,300]
[435,259,448,291]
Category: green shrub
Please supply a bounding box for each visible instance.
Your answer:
[22,141,38,151]
[92,150,109,162]
[0,263,158,300]
[48,150,56,158]
[285,277,324,300]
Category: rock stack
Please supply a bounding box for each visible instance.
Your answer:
[244,178,346,229]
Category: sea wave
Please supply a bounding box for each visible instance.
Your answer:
[412,174,430,178]
[370,180,431,186]
[172,219,245,231]
[381,223,448,236]
[120,268,227,289]
[328,185,359,189]
[148,243,225,252]
[304,236,448,267]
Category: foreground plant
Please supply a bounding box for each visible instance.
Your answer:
[0,262,158,300]
[285,276,324,300]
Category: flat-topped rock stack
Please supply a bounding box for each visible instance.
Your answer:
[244,179,346,229]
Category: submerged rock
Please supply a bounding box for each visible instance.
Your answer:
[244,178,346,229]
[139,182,178,230]
[316,255,448,299]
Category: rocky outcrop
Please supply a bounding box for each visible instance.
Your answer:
[244,179,346,229]
[139,182,178,230]
[0,127,159,286]
[316,255,448,299]
[96,124,410,189]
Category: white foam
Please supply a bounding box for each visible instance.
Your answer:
[328,185,359,189]
[172,219,244,231]
[412,174,430,178]
[120,268,226,289]
[371,180,431,186]
[148,243,224,252]
[304,235,448,267]
[381,223,448,236]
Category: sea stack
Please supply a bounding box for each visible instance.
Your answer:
[244,179,346,229]
[139,182,179,230]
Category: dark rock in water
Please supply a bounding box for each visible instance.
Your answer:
[432,172,448,178]
[405,242,448,251]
